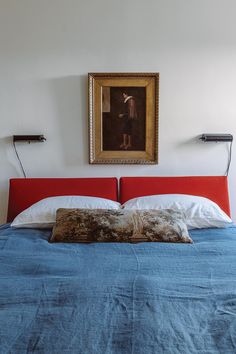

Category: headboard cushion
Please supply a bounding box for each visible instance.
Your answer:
[120,176,230,216]
[7,178,118,222]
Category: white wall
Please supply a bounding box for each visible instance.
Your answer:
[0,0,236,223]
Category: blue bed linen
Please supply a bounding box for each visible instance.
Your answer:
[0,224,236,354]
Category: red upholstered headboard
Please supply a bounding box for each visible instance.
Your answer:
[7,178,118,222]
[120,176,231,216]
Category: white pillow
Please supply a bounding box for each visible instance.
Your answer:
[122,194,232,229]
[11,195,121,229]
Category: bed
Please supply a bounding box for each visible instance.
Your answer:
[1,176,236,354]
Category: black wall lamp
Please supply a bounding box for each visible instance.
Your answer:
[199,134,233,176]
[13,135,46,143]
[199,134,233,142]
[13,134,46,178]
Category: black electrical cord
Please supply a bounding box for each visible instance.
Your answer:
[225,140,233,176]
[13,141,26,178]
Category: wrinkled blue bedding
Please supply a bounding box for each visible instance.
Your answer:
[1,223,236,354]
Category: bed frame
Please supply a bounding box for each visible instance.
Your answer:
[120,176,230,216]
[7,178,118,222]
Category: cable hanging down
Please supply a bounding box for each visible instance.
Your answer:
[13,141,26,178]
[225,140,233,176]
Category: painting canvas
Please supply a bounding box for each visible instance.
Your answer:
[89,73,159,164]
[102,86,146,151]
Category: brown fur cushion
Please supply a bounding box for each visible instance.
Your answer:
[49,208,192,243]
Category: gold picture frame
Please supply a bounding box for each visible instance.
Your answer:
[88,72,159,164]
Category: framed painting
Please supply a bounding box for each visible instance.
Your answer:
[88,73,159,164]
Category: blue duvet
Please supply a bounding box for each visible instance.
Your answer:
[1,224,236,354]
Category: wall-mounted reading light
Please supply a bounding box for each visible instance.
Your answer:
[199,134,233,142]
[199,134,233,176]
[13,134,46,178]
[13,135,46,142]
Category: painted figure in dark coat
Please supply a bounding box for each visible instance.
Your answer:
[118,92,137,150]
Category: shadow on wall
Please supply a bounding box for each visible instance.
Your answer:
[48,74,88,167]
[175,136,200,147]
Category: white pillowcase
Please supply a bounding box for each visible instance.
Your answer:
[122,194,232,229]
[11,195,121,229]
